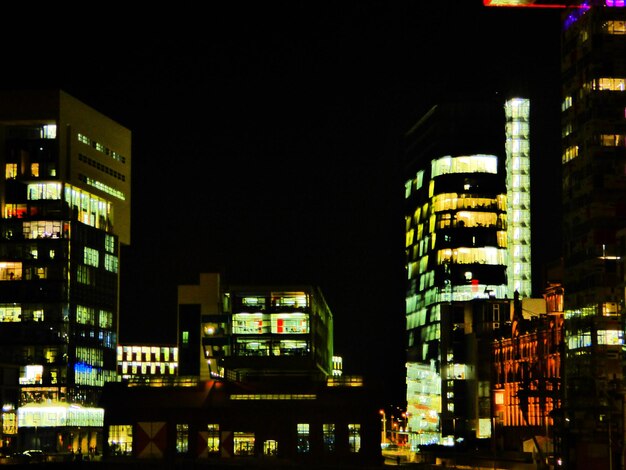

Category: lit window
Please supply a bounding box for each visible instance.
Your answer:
[182,331,189,344]
[598,329,624,345]
[348,424,361,453]
[562,96,573,111]
[0,305,20,322]
[207,424,220,453]
[0,262,22,281]
[176,424,189,454]
[600,134,626,147]
[108,425,132,456]
[297,423,310,453]
[323,424,335,453]
[84,247,99,267]
[105,254,118,273]
[5,163,17,179]
[562,145,579,163]
[234,432,255,456]
[604,20,626,34]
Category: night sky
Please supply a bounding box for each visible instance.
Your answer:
[1,1,562,406]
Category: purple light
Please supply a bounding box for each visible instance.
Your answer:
[606,0,625,6]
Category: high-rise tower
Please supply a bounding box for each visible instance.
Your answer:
[485,1,626,467]
[403,97,532,448]
[0,90,131,454]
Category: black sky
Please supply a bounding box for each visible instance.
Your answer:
[1,1,562,406]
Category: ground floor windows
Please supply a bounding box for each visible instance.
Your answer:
[323,424,335,452]
[348,424,361,453]
[104,422,365,459]
[263,439,278,456]
[207,424,219,453]
[296,423,310,453]
[108,425,132,456]
[234,432,255,456]
[176,424,189,454]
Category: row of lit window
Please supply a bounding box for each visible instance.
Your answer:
[83,247,118,273]
[117,346,178,362]
[77,133,126,164]
[78,174,126,201]
[5,162,52,180]
[232,313,309,334]
[109,423,361,457]
[238,293,310,309]
[431,154,498,178]
[0,305,44,322]
[230,394,316,400]
[78,154,126,181]
[119,362,178,375]
[567,329,624,349]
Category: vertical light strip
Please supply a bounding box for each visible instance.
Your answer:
[505,98,532,298]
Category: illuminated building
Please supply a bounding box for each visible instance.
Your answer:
[101,273,379,465]
[176,273,334,383]
[116,345,179,381]
[403,97,532,449]
[484,2,626,467]
[492,285,564,462]
[0,90,131,454]
[558,3,626,468]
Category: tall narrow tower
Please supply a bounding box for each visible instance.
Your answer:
[0,90,131,454]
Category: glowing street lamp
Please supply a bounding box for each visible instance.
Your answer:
[379,409,387,445]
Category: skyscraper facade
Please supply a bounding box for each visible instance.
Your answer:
[0,90,131,454]
[559,2,626,468]
[403,97,532,448]
[485,1,626,467]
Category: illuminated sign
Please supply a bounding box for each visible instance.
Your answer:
[484,0,586,7]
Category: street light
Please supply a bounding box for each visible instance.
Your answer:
[379,409,387,445]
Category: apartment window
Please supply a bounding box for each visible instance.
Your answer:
[0,262,22,281]
[562,145,579,163]
[84,247,99,267]
[5,163,17,179]
[296,423,310,453]
[108,425,133,456]
[597,329,624,346]
[596,78,626,91]
[105,234,116,253]
[0,305,21,322]
[348,424,361,453]
[263,440,278,456]
[77,265,91,285]
[600,134,626,147]
[323,424,335,453]
[105,254,118,273]
[207,424,220,453]
[604,20,626,34]
[176,424,189,454]
[561,95,573,111]
[99,310,113,329]
[77,305,96,325]
[182,331,189,344]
